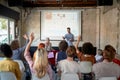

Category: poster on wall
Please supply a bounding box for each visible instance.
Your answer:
[40,10,81,40]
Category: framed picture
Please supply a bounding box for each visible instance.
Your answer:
[40,10,81,41]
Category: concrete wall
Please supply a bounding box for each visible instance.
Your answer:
[9,0,120,54]
[21,8,98,47]
[99,0,120,53]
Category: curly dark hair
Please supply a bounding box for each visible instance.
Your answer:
[59,40,68,51]
[82,42,94,55]
[0,43,13,58]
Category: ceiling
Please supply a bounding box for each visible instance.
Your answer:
[8,0,98,7]
[8,0,113,7]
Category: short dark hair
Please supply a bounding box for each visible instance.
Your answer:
[59,40,68,51]
[66,46,76,57]
[67,27,70,30]
[0,43,13,58]
[82,42,94,55]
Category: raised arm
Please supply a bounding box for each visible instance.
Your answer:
[24,32,34,72]
[75,35,81,53]
[25,32,34,53]
[18,34,29,52]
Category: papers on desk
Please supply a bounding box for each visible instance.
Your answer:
[48,52,54,58]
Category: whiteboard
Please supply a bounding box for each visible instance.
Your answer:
[40,10,81,40]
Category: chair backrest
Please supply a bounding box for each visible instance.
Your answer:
[61,73,79,80]
[14,60,25,73]
[99,77,117,80]
[0,71,17,80]
[14,60,26,80]
[32,73,50,80]
[0,57,4,60]
[79,61,92,73]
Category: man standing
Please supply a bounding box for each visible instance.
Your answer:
[63,27,74,46]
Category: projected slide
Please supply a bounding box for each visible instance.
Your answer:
[41,10,81,40]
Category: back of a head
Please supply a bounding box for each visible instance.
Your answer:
[46,37,50,42]
[33,43,45,62]
[59,40,68,51]
[98,49,103,55]
[33,48,48,78]
[66,46,76,57]
[38,43,45,49]
[103,45,116,62]
[82,42,94,55]
[0,43,12,58]
[10,39,19,50]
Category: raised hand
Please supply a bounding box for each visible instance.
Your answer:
[77,35,81,42]
[23,34,28,40]
[29,32,34,42]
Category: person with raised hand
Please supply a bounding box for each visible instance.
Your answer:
[11,34,29,60]
[24,32,53,80]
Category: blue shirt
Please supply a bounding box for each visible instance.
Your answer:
[11,39,29,60]
[57,51,67,62]
[64,33,74,46]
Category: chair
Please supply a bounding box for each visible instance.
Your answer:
[99,77,117,80]
[79,61,92,73]
[14,60,25,73]
[0,57,4,60]
[79,61,93,80]
[14,60,26,80]
[61,73,79,80]
[32,73,50,80]
[0,71,17,80]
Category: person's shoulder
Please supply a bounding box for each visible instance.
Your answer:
[59,59,67,64]
[93,62,102,67]
[112,62,120,67]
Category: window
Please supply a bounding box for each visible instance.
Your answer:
[0,17,15,44]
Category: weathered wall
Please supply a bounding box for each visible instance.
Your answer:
[1,0,120,54]
[19,0,120,54]
[99,0,120,53]
[82,9,97,46]
[21,8,98,47]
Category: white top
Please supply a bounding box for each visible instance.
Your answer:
[57,59,80,74]
[93,62,120,80]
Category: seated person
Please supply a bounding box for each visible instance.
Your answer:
[75,35,96,65]
[57,46,81,80]
[24,32,53,80]
[95,49,103,63]
[33,43,45,61]
[56,40,68,63]
[10,34,29,60]
[113,53,120,66]
[93,45,120,80]
[0,43,21,80]
[45,37,54,52]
